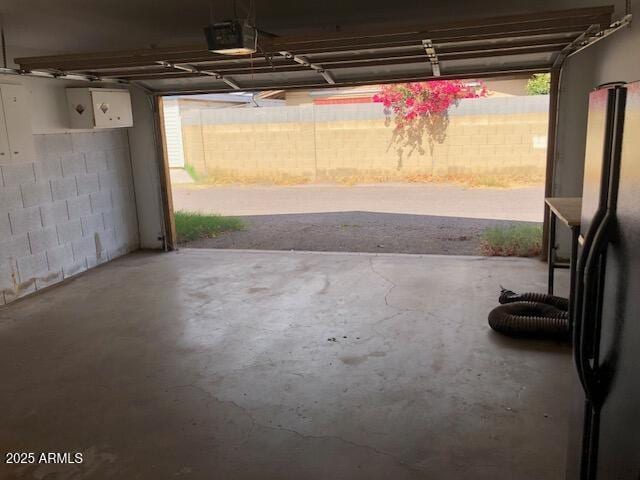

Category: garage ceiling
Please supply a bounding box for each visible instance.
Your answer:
[14,6,613,94]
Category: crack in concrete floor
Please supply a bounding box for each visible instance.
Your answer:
[176,381,426,476]
[0,250,571,480]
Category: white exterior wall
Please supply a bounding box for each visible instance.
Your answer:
[162,99,185,168]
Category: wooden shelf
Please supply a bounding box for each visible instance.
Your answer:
[545,197,582,228]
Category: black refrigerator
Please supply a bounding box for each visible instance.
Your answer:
[567,80,640,479]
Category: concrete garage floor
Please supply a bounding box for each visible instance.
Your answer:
[0,249,570,480]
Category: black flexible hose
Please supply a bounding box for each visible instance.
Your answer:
[498,288,569,311]
[488,288,570,338]
[488,301,569,337]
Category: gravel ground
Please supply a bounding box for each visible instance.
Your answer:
[183,211,541,255]
[173,184,544,255]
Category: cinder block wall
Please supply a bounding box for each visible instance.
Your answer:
[181,96,549,179]
[0,130,139,304]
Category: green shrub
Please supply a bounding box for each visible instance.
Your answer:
[526,73,551,95]
[481,224,542,257]
[174,211,244,243]
[184,164,199,181]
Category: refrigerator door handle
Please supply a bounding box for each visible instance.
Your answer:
[573,208,606,399]
[578,210,613,406]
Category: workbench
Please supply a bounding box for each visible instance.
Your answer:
[545,197,582,298]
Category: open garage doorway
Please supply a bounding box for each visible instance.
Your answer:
[5,4,630,479]
[162,76,549,256]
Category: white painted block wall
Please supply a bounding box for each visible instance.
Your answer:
[162,98,185,168]
[0,130,139,304]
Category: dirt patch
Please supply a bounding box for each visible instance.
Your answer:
[181,211,541,255]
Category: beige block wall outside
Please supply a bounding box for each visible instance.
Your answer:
[181,111,548,180]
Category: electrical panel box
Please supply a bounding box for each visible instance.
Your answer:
[66,88,133,129]
[0,84,35,164]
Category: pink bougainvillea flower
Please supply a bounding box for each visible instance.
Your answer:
[373,79,488,125]
[373,79,489,155]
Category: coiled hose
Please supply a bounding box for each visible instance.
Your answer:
[498,288,569,311]
[488,288,570,338]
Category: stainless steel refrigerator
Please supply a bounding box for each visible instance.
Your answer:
[567,80,640,479]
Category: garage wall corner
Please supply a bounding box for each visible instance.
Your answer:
[0,75,141,304]
[127,87,166,250]
[552,3,639,256]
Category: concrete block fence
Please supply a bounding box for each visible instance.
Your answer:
[180,95,550,180]
[0,130,139,304]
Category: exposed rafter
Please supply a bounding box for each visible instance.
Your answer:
[11,6,616,94]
